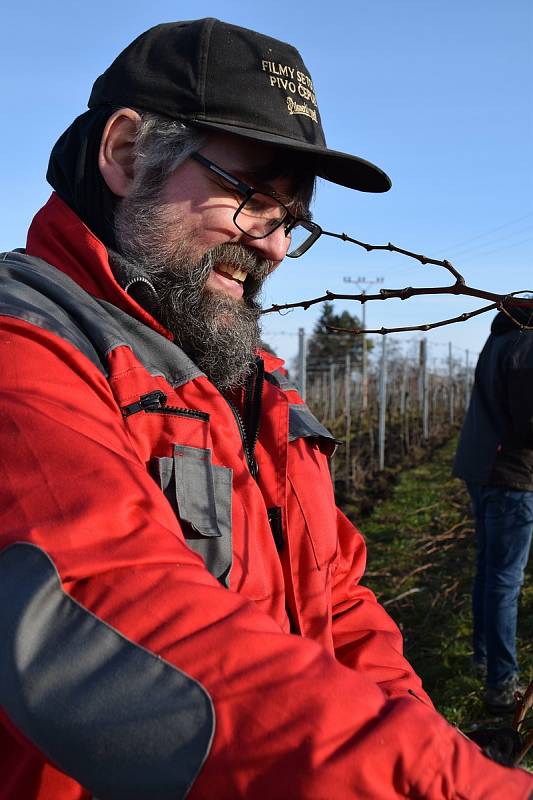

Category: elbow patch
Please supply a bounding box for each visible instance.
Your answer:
[0,542,215,799]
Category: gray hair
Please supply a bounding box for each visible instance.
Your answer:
[128,112,207,200]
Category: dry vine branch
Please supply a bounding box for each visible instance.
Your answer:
[262,231,533,335]
[416,520,472,545]
[397,562,435,587]
[513,679,533,765]
[382,586,426,607]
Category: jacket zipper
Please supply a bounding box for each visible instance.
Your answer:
[224,397,259,480]
[121,390,209,421]
[224,360,264,482]
[246,359,264,463]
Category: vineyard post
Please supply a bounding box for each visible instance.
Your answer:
[448,342,454,425]
[322,371,328,410]
[361,297,368,412]
[420,339,429,441]
[297,327,307,401]
[329,359,337,484]
[307,368,314,408]
[400,359,408,453]
[431,369,437,425]
[400,359,407,418]
[341,275,384,411]
[378,336,388,470]
[464,349,470,410]
[418,343,423,412]
[329,359,336,420]
[344,352,352,491]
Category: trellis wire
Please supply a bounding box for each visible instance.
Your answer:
[298,333,475,495]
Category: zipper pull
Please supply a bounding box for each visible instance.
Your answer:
[121,390,167,417]
[249,456,259,481]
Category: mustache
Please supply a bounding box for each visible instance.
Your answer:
[201,242,275,295]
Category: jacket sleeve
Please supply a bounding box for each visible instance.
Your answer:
[0,318,531,800]
[331,507,434,704]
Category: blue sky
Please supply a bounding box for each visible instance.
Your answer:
[2,0,532,367]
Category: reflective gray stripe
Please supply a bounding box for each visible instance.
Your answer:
[0,252,203,387]
[288,403,336,444]
[0,543,215,800]
[97,299,203,388]
[265,367,299,393]
[0,251,114,373]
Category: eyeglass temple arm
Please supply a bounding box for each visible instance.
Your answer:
[191,153,251,195]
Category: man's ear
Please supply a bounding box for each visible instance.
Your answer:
[98,108,142,197]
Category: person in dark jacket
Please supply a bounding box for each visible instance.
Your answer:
[454,307,533,713]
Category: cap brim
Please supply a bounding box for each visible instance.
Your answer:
[191,119,391,193]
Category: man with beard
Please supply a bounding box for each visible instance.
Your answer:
[0,18,531,800]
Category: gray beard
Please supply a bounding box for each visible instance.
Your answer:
[113,194,274,391]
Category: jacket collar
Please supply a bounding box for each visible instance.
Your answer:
[26,193,172,340]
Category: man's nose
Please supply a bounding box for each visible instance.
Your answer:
[246,224,290,264]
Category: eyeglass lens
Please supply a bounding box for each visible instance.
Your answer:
[235,194,320,257]
[285,222,319,257]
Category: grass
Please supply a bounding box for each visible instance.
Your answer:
[350,436,533,770]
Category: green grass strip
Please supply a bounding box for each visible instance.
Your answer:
[358,437,532,769]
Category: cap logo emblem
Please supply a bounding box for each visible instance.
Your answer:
[286,97,318,123]
[261,59,319,125]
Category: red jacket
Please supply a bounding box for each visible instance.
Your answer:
[0,194,531,799]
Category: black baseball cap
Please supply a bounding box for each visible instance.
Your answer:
[88,18,391,193]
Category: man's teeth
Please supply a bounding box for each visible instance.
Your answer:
[215,264,247,283]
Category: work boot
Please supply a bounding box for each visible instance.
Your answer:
[485,674,523,714]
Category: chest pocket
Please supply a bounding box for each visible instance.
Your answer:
[153,445,233,587]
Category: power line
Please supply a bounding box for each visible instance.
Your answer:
[458,235,533,264]
[447,228,533,261]
[436,212,533,254]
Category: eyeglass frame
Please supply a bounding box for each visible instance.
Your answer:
[190,152,323,258]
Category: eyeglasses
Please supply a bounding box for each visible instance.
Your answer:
[190,152,322,258]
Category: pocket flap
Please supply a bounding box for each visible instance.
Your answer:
[153,446,233,586]
[173,445,220,537]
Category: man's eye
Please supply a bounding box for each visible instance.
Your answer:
[246,198,265,213]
